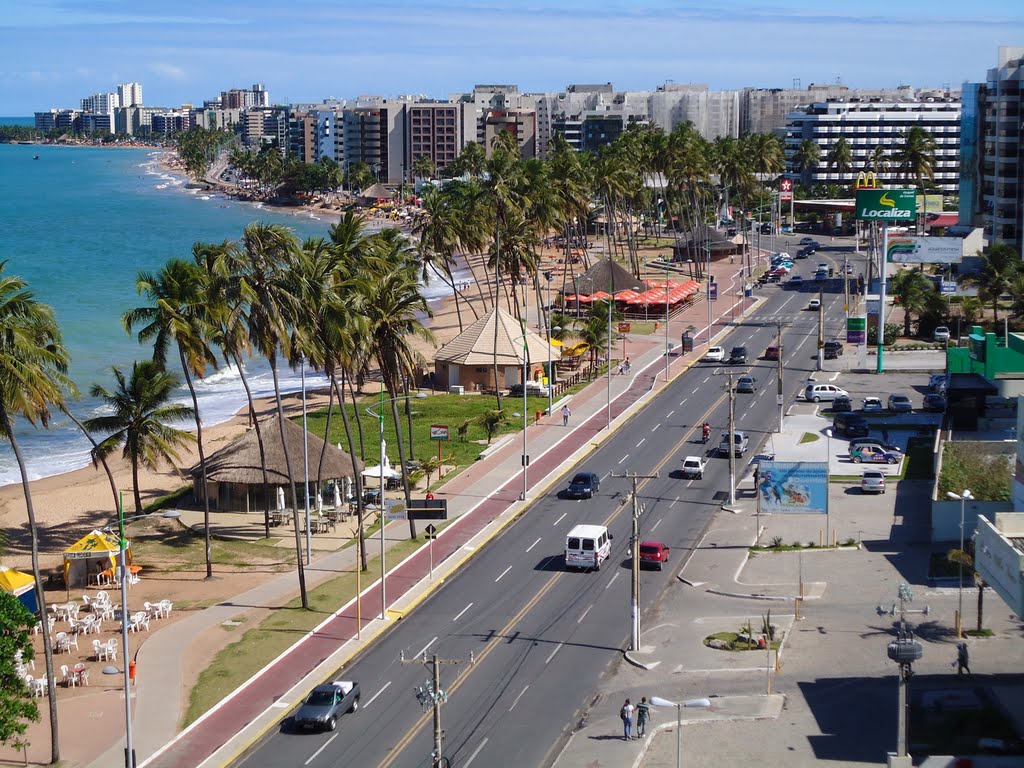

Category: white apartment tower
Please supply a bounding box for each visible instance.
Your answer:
[117,82,143,107]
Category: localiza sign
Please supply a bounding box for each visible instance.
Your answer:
[855,189,917,221]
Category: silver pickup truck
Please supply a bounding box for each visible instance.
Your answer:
[292,680,360,732]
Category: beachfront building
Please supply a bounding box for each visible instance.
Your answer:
[80,91,117,117]
[241,106,289,151]
[959,46,1024,255]
[740,84,916,135]
[220,83,270,110]
[117,82,143,108]
[341,101,409,184]
[433,307,553,394]
[408,101,468,176]
[783,94,962,192]
[289,109,337,163]
[151,110,194,136]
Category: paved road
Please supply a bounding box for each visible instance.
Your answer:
[234,243,862,768]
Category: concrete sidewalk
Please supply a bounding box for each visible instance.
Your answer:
[87,264,756,768]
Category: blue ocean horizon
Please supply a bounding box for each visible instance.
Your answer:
[0,142,455,487]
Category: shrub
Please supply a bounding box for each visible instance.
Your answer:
[938,443,1012,501]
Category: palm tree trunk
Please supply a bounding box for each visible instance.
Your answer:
[62,405,119,517]
[1,407,60,763]
[977,581,985,632]
[388,394,417,539]
[269,352,308,609]
[132,455,143,515]
[493,212,504,410]
[403,379,415,462]
[334,372,367,571]
[315,380,336,497]
[179,349,212,579]
[232,351,271,539]
[347,373,367,462]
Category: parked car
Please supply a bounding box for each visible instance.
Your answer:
[933,326,951,343]
[923,393,947,412]
[851,446,900,465]
[736,375,756,393]
[681,456,706,479]
[509,380,549,397]
[833,412,870,438]
[729,346,748,364]
[823,340,844,359]
[795,248,811,259]
[849,438,902,456]
[805,383,848,402]
[293,680,361,731]
[719,431,749,457]
[830,394,852,412]
[929,373,948,391]
[888,394,913,413]
[705,346,726,362]
[764,345,782,360]
[800,236,816,245]
[862,397,883,413]
[808,298,821,311]
[861,470,887,494]
[566,472,601,499]
[637,541,670,571]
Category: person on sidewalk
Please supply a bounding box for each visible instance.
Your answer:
[620,698,634,740]
[635,696,650,737]
[954,642,971,676]
[562,404,571,427]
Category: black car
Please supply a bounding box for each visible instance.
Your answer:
[823,340,844,359]
[729,346,748,364]
[831,394,852,412]
[923,393,947,412]
[833,412,870,438]
[566,472,601,499]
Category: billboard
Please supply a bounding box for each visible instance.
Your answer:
[887,236,963,264]
[756,461,828,514]
[846,316,866,344]
[855,189,917,221]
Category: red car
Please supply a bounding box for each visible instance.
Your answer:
[638,541,670,571]
[764,345,782,360]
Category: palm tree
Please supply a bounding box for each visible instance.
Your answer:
[447,141,486,178]
[868,144,890,175]
[946,545,990,633]
[414,187,477,333]
[713,135,753,220]
[792,139,821,187]
[0,263,75,763]
[85,361,196,515]
[745,133,785,179]
[895,126,937,228]
[411,154,436,182]
[123,258,218,578]
[825,137,853,186]
[968,243,1019,322]
[889,268,940,336]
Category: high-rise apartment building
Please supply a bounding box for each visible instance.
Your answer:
[117,82,143,108]
[341,102,408,184]
[408,102,466,174]
[960,46,1024,254]
[242,106,289,150]
[80,92,117,115]
[784,96,962,192]
[740,85,915,135]
[221,84,270,110]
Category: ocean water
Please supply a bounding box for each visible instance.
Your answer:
[0,143,460,486]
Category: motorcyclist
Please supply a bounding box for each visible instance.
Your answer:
[702,422,711,443]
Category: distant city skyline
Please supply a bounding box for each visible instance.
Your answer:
[2,0,1019,114]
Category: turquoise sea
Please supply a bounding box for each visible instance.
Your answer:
[0,141,453,486]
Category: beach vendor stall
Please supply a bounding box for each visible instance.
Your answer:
[0,565,38,614]
[63,530,131,589]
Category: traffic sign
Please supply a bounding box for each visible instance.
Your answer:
[618,322,631,333]
[429,424,450,441]
[425,523,437,539]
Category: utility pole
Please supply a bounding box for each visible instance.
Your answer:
[712,371,738,506]
[843,252,850,321]
[776,320,785,434]
[402,650,475,768]
[612,470,659,651]
[817,286,825,372]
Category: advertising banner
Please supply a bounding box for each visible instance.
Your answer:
[887,236,963,264]
[855,189,917,221]
[757,461,828,514]
[779,178,794,202]
[708,282,718,301]
[846,316,867,344]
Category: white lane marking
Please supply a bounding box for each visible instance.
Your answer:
[304,734,338,765]
[271,701,289,708]
[667,409,675,418]
[577,604,593,624]
[702,376,710,384]
[679,399,687,405]
[651,518,662,532]
[671,497,680,507]
[636,438,646,448]
[509,685,530,711]
[618,454,629,464]
[526,537,541,553]
[546,642,563,664]
[453,603,473,622]
[553,512,567,526]
[363,681,392,709]
[651,423,660,432]
[495,565,512,583]
[605,571,620,590]
[414,637,438,659]
[464,738,489,768]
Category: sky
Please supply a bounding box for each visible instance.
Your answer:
[1,0,1020,114]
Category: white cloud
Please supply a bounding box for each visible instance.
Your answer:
[150,62,187,81]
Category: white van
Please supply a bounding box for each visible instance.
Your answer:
[565,524,613,571]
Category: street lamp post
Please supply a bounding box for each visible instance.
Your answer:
[946,489,973,638]
[649,696,712,768]
[301,356,311,566]
[103,502,181,768]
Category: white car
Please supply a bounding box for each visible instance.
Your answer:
[808,298,821,311]
[862,397,883,413]
[933,326,951,342]
[705,346,725,362]
[681,456,706,479]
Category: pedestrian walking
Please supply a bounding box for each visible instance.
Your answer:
[619,698,634,740]
[954,642,971,676]
[562,404,571,427]
[636,696,650,737]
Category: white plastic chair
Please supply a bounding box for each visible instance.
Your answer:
[92,639,105,661]
[130,611,150,632]
[159,600,173,618]
[104,640,118,661]
[60,664,76,688]
[54,632,70,654]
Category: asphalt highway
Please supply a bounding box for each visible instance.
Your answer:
[236,235,862,768]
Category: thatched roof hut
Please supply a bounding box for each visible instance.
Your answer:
[189,415,364,512]
[561,259,643,296]
[671,224,740,260]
